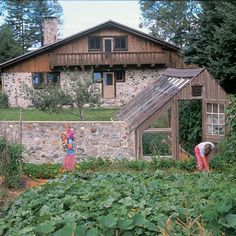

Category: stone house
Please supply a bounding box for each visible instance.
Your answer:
[0,18,186,108]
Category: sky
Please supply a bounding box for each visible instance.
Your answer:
[59,0,148,38]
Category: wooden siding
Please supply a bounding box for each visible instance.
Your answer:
[50,52,168,67]
[3,53,51,73]
[177,69,227,100]
[53,29,164,54]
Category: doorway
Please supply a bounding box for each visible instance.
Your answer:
[103,72,115,99]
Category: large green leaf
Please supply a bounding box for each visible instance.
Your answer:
[54,225,74,236]
[117,219,134,230]
[219,214,236,229]
[34,222,55,234]
[97,215,117,228]
[133,214,146,226]
[86,228,99,236]
[76,225,86,236]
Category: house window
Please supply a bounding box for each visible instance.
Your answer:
[32,72,60,89]
[47,72,60,84]
[93,72,102,82]
[88,36,101,50]
[32,73,44,88]
[192,85,202,97]
[114,36,127,50]
[206,103,225,135]
[115,70,125,82]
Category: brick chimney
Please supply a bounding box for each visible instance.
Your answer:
[42,17,57,46]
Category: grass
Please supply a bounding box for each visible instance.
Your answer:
[0,108,118,121]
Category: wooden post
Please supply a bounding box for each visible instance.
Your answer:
[171,97,179,159]
[135,130,143,160]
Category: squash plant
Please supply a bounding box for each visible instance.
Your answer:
[0,171,235,235]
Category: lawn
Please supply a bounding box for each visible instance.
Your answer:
[0,108,118,121]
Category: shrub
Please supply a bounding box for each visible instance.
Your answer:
[211,95,236,174]
[22,162,63,179]
[0,137,23,188]
[0,92,9,108]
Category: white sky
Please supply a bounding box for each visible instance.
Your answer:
[59,0,148,38]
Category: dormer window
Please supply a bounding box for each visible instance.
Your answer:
[88,36,101,50]
[114,36,127,50]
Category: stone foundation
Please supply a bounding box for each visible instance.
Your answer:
[0,121,135,164]
[2,68,161,108]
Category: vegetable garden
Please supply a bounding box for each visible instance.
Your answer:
[0,157,236,236]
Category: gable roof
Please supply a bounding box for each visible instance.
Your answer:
[117,68,204,132]
[0,20,179,70]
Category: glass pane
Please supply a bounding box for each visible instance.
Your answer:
[213,104,218,113]
[207,125,213,135]
[207,114,213,124]
[213,114,218,124]
[143,133,172,156]
[219,104,224,113]
[213,125,219,135]
[47,73,58,84]
[218,126,225,135]
[93,72,102,82]
[219,114,225,125]
[106,74,113,85]
[207,103,212,113]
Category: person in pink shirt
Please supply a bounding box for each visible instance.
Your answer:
[64,124,75,140]
[60,132,76,172]
[194,142,215,172]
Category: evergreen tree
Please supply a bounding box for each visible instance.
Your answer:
[183,1,236,94]
[4,0,63,53]
[0,24,22,63]
[139,0,200,48]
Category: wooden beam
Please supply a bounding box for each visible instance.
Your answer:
[171,96,179,159]
[144,128,172,133]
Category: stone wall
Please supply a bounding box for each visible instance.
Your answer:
[2,72,33,108]
[0,121,136,164]
[2,68,161,108]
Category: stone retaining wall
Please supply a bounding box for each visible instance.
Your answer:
[0,121,135,164]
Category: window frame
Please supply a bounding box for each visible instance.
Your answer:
[88,36,102,51]
[115,70,125,82]
[93,71,103,83]
[191,85,203,97]
[206,103,225,136]
[32,72,60,89]
[114,36,128,51]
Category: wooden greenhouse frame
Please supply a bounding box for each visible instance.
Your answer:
[117,68,229,159]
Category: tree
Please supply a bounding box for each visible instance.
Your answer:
[4,0,63,53]
[139,0,200,48]
[183,1,236,94]
[0,24,22,63]
[64,69,101,120]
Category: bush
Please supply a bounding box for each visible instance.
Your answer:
[0,92,9,108]
[22,162,63,179]
[211,95,236,174]
[0,137,23,188]
[23,84,74,112]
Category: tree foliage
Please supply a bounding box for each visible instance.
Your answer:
[183,1,236,93]
[0,24,22,63]
[3,0,63,53]
[64,69,101,120]
[139,0,200,48]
